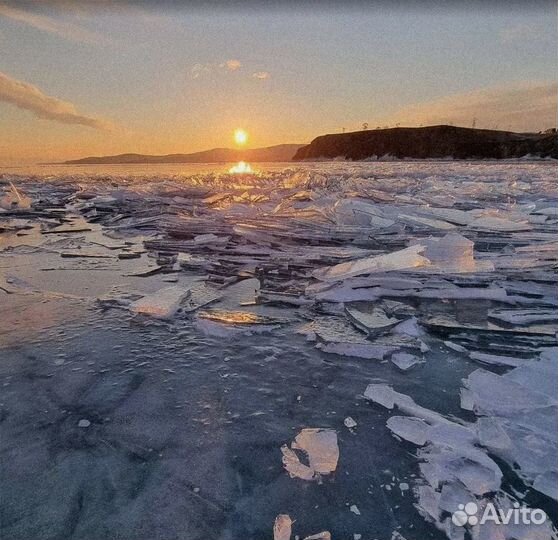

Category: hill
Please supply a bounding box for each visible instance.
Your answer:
[292,125,557,161]
[64,144,304,164]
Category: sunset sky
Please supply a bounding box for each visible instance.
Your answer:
[0,1,556,164]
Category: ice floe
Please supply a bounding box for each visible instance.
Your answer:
[313,245,430,282]
[281,428,339,481]
[273,514,293,540]
[129,285,190,319]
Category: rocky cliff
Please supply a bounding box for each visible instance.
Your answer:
[293,125,557,160]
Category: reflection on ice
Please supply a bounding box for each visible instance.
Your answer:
[228,161,253,174]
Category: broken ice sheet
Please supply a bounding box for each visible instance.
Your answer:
[390,352,423,371]
[386,416,429,446]
[468,215,531,232]
[273,514,293,540]
[181,282,222,312]
[281,428,339,481]
[333,198,395,228]
[398,213,456,230]
[299,316,416,360]
[423,313,557,339]
[535,206,558,217]
[462,352,558,500]
[417,207,473,226]
[129,285,190,319]
[475,417,512,450]
[0,182,32,210]
[177,252,209,269]
[414,485,441,524]
[438,481,473,515]
[367,384,504,502]
[303,533,331,540]
[193,233,230,245]
[411,233,494,273]
[533,471,558,501]
[312,245,430,282]
[97,290,143,310]
[60,249,113,259]
[378,405,511,538]
[468,351,526,368]
[272,514,333,540]
[488,308,557,326]
[463,368,554,416]
[125,262,163,277]
[345,303,400,336]
[364,384,452,425]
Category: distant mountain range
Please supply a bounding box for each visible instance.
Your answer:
[63,144,304,164]
[293,125,557,160]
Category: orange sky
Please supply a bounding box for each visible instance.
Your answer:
[0,3,556,164]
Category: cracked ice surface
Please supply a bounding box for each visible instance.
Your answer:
[1,161,557,539]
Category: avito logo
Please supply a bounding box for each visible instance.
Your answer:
[452,501,548,528]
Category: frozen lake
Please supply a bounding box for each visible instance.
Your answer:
[1,161,557,540]
[1,157,556,178]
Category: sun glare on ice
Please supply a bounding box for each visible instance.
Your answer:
[229,161,252,174]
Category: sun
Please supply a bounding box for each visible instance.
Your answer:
[234,128,248,146]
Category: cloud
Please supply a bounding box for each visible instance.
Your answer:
[0,71,114,130]
[190,63,212,79]
[190,61,271,81]
[252,71,270,80]
[381,82,557,132]
[191,60,241,79]
[0,2,103,43]
[220,59,241,71]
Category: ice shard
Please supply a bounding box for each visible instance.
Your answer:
[129,285,190,319]
[273,514,293,540]
[281,428,339,481]
[313,245,430,282]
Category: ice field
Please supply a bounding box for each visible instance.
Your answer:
[1,161,557,540]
